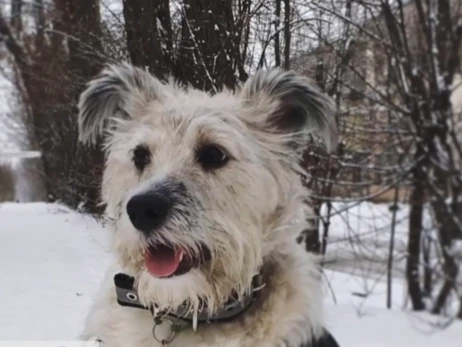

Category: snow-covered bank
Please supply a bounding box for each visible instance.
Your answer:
[0,203,111,340]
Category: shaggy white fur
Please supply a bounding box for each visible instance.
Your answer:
[77,64,337,347]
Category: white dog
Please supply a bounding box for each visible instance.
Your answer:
[77,63,339,347]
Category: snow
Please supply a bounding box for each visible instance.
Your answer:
[0,202,461,346]
[321,201,426,279]
[0,203,111,340]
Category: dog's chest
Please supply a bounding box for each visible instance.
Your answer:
[100,308,246,347]
[125,321,252,347]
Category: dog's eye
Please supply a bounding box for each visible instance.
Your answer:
[197,145,229,170]
[133,145,151,171]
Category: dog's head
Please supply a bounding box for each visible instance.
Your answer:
[78,63,336,312]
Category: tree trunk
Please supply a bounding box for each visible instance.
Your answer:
[274,0,281,67]
[32,0,45,39]
[7,0,106,214]
[422,231,433,297]
[122,0,173,80]
[177,0,239,92]
[300,202,321,254]
[387,186,400,309]
[237,0,251,82]
[10,0,22,32]
[430,168,460,314]
[406,160,426,311]
[283,0,291,70]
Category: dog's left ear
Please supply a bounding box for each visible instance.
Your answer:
[240,69,338,152]
[77,63,165,146]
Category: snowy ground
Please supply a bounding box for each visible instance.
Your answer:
[0,202,460,346]
[321,201,433,280]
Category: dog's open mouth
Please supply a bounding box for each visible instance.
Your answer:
[144,244,211,278]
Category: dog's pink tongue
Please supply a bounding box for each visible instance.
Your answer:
[145,247,184,278]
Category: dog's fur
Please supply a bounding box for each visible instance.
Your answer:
[77,64,338,347]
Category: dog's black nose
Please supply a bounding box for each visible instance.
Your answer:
[126,192,172,234]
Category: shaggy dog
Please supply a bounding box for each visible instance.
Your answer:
[77,63,339,347]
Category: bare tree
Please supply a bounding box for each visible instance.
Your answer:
[274,0,282,67]
[10,0,22,32]
[296,0,462,317]
[0,0,105,214]
[122,0,174,80]
[177,0,243,91]
[283,0,291,69]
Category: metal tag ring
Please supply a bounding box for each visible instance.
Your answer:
[153,318,177,345]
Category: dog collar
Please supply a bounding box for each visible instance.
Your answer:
[113,272,265,344]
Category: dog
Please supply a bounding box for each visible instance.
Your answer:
[77,63,340,347]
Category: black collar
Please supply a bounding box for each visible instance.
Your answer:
[112,273,340,347]
[113,272,265,325]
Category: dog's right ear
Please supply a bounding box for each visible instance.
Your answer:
[78,63,164,146]
[240,69,337,153]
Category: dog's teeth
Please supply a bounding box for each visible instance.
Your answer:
[180,252,184,261]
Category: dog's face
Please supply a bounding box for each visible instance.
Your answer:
[78,64,336,312]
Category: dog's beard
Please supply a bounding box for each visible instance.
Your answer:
[113,215,263,314]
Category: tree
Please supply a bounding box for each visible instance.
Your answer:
[122,0,174,80]
[177,0,245,91]
[0,0,105,214]
[302,0,462,316]
[10,0,22,32]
